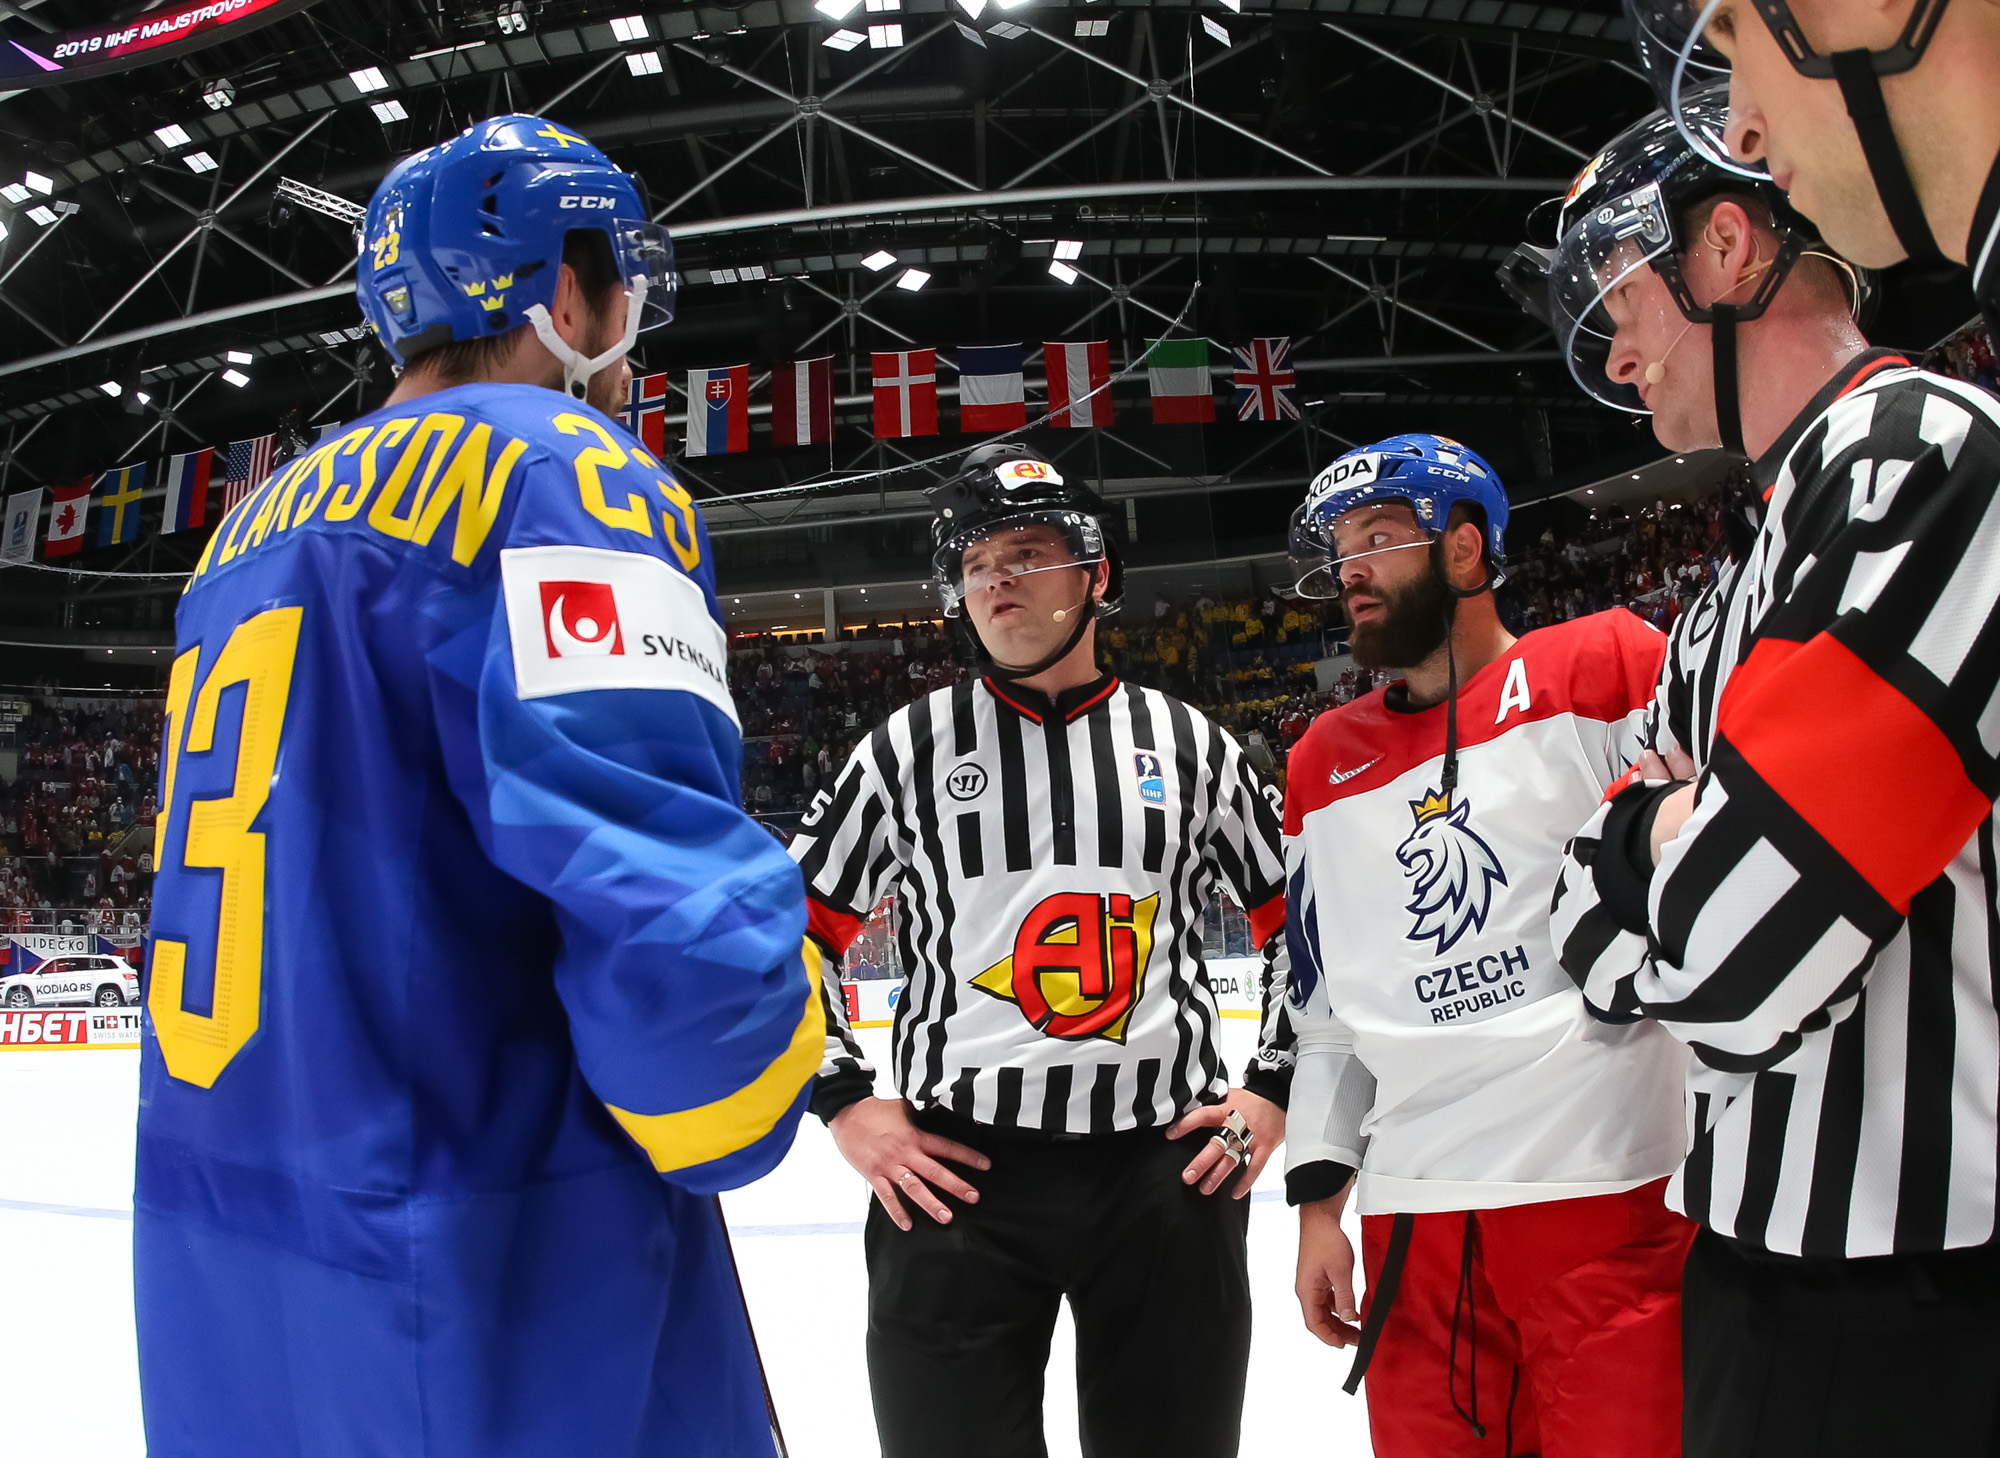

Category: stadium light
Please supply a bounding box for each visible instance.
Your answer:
[957,0,987,15]
[1201,14,1230,43]
[987,20,1029,37]
[625,50,663,75]
[25,205,56,225]
[1075,16,1109,33]
[994,0,1033,9]
[865,0,901,10]
[861,249,897,270]
[867,23,904,46]
[184,151,219,174]
[822,27,865,49]
[0,183,27,204]
[496,1,528,34]
[349,67,390,94]
[23,171,52,195]
[1048,260,1078,284]
[816,0,863,15]
[202,78,236,110]
[222,369,251,388]
[100,381,122,397]
[226,350,254,365]
[609,15,648,41]
[1053,239,1082,260]
[153,123,192,149]
[895,267,929,291]
[372,99,408,123]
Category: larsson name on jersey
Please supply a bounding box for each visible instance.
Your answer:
[500,543,737,724]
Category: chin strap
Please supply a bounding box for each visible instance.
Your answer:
[523,275,648,402]
[1830,49,1951,272]
[982,596,1098,683]
[1711,303,1746,458]
[1431,550,1503,797]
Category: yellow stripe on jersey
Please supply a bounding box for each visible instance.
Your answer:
[607,938,826,1174]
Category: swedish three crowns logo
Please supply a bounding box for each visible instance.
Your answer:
[1396,788,1507,956]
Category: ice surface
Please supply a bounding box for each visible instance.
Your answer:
[0,1022,1376,1456]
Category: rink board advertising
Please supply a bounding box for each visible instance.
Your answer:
[0,1008,141,1050]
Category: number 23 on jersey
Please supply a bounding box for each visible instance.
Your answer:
[151,606,302,1089]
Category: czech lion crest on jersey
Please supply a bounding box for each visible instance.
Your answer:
[1396,788,1507,955]
[971,891,1158,1042]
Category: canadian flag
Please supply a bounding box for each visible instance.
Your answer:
[872,349,938,438]
[43,478,90,558]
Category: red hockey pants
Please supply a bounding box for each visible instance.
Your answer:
[1356,1179,1695,1458]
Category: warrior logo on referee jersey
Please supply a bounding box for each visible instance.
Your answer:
[1396,788,1507,956]
[970,891,1159,1042]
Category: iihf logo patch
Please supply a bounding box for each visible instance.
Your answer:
[1133,751,1165,804]
[1395,788,1507,956]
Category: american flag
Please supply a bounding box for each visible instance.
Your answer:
[222,434,276,513]
[1232,337,1299,422]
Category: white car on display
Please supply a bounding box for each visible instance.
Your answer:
[0,954,138,1009]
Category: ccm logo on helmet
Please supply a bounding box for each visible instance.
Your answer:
[558,195,617,210]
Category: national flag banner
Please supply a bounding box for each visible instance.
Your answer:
[44,478,90,558]
[957,343,1026,433]
[1146,337,1215,424]
[1044,340,1113,428]
[771,356,834,448]
[872,349,938,439]
[223,435,275,514]
[93,463,146,547]
[685,364,750,457]
[1233,336,1300,422]
[1,488,41,565]
[161,449,213,534]
[621,372,670,457]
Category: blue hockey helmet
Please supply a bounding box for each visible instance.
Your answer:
[357,114,674,397]
[1288,433,1507,599]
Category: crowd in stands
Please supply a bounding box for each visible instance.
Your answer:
[0,696,162,932]
[0,492,1733,932]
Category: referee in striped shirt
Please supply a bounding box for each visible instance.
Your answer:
[790,443,1291,1458]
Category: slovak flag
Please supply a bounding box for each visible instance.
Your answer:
[1044,340,1112,428]
[957,343,1026,433]
[872,349,938,438]
[622,372,670,457]
[685,365,750,457]
[1233,336,1300,422]
[44,478,90,558]
[771,356,835,448]
[161,449,213,534]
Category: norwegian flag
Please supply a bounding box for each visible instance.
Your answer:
[621,372,670,457]
[1044,340,1112,428]
[222,435,275,513]
[685,365,750,456]
[871,349,938,438]
[1232,337,1299,422]
[771,356,835,448]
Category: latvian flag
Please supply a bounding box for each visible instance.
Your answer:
[1146,337,1214,424]
[161,448,213,534]
[44,478,90,558]
[223,435,275,514]
[686,365,750,456]
[771,356,835,447]
[1233,337,1300,422]
[872,349,938,438]
[957,344,1025,433]
[622,372,670,457]
[1045,340,1112,428]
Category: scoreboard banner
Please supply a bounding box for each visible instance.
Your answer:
[0,0,322,88]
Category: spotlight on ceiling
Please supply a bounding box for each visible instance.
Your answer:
[25,205,57,226]
[372,99,408,123]
[496,0,529,34]
[895,267,929,291]
[867,22,904,46]
[184,151,219,174]
[348,66,390,94]
[202,78,236,110]
[815,0,863,16]
[1053,239,1082,260]
[1048,260,1078,284]
[222,369,251,388]
[23,171,52,195]
[226,350,254,365]
[99,381,123,398]
[153,123,192,149]
[625,49,663,75]
[861,249,897,271]
[822,27,865,49]
[609,15,648,41]
[956,0,986,15]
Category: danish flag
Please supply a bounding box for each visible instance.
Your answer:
[871,349,938,438]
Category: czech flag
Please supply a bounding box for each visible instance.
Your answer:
[161,448,213,534]
[685,365,750,456]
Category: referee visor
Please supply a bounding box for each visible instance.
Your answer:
[934,509,1107,618]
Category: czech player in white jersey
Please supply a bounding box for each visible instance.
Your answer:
[1284,434,1695,1458]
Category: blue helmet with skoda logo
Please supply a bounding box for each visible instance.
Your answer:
[1288,432,1507,599]
[357,114,674,397]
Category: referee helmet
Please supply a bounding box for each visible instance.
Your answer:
[926,443,1125,620]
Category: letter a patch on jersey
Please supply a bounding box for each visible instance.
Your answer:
[1495,656,1531,722]
[971,891,1159,1042]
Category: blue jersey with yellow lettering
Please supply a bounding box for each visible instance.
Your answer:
[134,381,820,1458]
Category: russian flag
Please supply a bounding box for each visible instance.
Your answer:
[685,365,750,456]
[161,448,212,534]
[958,343,1026,433]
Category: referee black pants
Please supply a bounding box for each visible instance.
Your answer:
[1682,1226,2000,1457]
[864,1110,1252,1458]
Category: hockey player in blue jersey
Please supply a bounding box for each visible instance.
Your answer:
[133,114,822,1458]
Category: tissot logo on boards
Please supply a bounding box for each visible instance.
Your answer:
[539,580,624,658]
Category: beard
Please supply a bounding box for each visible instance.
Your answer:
[1344,557,1451,670]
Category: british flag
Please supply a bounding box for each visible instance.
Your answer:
[1232,337,1299,423]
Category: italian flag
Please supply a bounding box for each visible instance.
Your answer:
[1146,337,1214,424]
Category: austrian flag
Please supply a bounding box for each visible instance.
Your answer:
[685,365,750,456]
[1045,340,1112,428]
[872,349,938,438]
[957,344,1025,433]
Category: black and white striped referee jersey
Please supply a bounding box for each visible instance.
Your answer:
[1553,349,2000,1259]
[791,670,1291,1135]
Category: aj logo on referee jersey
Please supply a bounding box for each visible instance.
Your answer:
[1396,787,1507,956]
[971,891,1159,1042]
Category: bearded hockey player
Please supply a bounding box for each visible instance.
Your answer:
[1285,434,1695,1458]
[789,443,1291,1458]
[134,116,820,1458]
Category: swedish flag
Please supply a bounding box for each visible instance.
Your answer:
[94,463,146,547]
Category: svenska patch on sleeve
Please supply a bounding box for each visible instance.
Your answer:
[499,544,739,725]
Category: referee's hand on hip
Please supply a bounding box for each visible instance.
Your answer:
[1167,1087,1285,1198]
[830,1097,992,1231]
